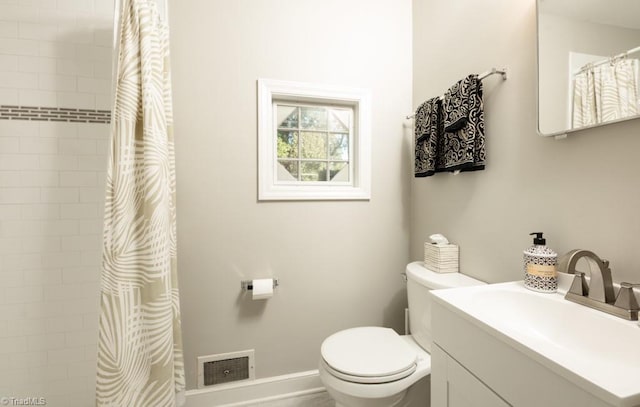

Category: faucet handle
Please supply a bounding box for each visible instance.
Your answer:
[568,272,589,297]
[614,282,640,311]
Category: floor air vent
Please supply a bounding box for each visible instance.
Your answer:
[197,350,255,388]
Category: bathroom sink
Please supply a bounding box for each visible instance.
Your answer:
[431,279,640,406]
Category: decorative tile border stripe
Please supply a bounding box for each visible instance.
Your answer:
[0,105,111,123]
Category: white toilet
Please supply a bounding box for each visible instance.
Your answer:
[318,261,485,407]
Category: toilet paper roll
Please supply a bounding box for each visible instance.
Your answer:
[252,278,274,300]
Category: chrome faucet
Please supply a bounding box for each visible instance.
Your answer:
[558,249,638,321]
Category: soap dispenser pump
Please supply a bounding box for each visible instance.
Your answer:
[523,232,558,293]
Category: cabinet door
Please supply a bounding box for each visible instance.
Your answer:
[432,344,511,407]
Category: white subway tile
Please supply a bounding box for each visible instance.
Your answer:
[80,251,99,267]
[0,71,39,89]
[0,55,19,71]
[19,170,59,187]
[0,237,22,254]
[59,171,96,187]
[57,0,93,12]
[56,58,93,77]
[62,266,99,284]
[77,77,109,94]
[28,364,68,381]
[0,38,39,56]
[65,360,93,378]
[18,89,58,107]
[0,367,29,385]
[0,271,23,287]
[21,236,61,253]
[94,93,111,110]
[23,268,62,285]
[5,285,43,304]
[44,283,98,301]
[1,219,78,237]
[1,252,41,271]
[0,137,20,153]
[94,140,108,157]
[45,315,82,333]
[23,300,64,318]
[0,87,19,105]
[77,156,105,172]
[38,121,77,138]
[78,187,104,203]
[60,234,100,252]
[0,120,39,137]
[0,335,28,353]
[40,187,78,203]
[75,44,110,62]
[38,41,76,59]
[6,351,47,369]
[64,330,96,347]
[0,203,22,219]
[0,154,39,170]
[58,24,94,45]
[7,318,45,336]
[92,60,111,79]
[39,155,78,170]
[19,137,58,154]
[38,73,76,92]
[44,376,87,396]
[27,332,65,351]
[60,202,97,219]
[0,172,22,187]
[77,219,101,235]
[20,203,60,219]
[18,55,57,74]
[58,138,96,155]
[41,252,82,269]
[19,22,58,41]
[76,123,108,139]
[46,347,85,365]
[56,91,95,109]
[0,187,40,204]
[0,21,18,38]
[0,4,38,22]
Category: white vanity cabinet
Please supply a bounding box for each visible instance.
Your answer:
[431,343,509,407]
[430,284,623,407]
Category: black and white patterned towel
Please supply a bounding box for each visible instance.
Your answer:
[414,97,442,177]
[438,75,485,172]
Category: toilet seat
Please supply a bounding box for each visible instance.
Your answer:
[320,327,417,384]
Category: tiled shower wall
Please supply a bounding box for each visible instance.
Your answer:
[0,1,112,406]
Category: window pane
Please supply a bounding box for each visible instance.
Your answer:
[300,161,327,181]
[301,131,327,159]
[277,131,298,158]
[329,109,350,131]
[300,107,328,130]
[278,160,298,181]
[329,162,349,182]
[328,133,349,160]
[277,105,298,128]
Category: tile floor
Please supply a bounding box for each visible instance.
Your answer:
[244,391,335,407]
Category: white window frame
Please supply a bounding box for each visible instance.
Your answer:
[258,78,371,201]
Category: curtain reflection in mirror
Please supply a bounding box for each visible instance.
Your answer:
[572,55,640,128]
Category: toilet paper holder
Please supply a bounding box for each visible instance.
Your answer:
[240,278,279,291]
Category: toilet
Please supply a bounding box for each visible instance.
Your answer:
[318,261,485,407]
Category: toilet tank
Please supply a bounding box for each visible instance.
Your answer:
[406,261,485,352]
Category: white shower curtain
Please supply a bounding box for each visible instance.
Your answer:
[96,0,185,406]
[573,58,640,128]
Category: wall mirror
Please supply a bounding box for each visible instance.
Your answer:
[537,0,640,136]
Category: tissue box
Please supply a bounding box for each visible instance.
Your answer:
[424,242,459,273]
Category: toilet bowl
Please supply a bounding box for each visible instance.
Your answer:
[318,261,485,407]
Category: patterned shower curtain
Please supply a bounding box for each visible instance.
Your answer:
[573,58,639,128]
[96,0,185,405]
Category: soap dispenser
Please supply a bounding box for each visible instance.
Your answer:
[523,232,558,293]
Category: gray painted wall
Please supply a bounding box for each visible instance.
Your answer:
[412,0,640,285]
[170,0,413,389]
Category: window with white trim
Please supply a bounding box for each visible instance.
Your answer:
[258,79,371,201]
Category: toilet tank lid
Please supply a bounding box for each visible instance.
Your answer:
[406,261,486,289]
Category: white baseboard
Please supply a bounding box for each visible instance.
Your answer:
[185,369,325,407]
